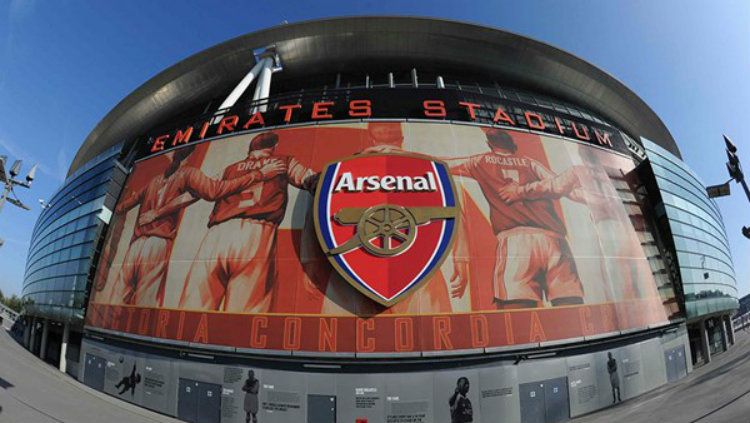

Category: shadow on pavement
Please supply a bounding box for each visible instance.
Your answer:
[689,347,750,388]
[0,376,13,389]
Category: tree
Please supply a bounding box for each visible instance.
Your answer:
[0,289,23,313]
[3,294,23,313]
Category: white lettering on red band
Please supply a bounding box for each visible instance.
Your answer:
[334,172,437,192]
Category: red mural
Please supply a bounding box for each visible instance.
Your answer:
[87,122,672,354]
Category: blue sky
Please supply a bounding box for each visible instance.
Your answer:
[0,0,748,298]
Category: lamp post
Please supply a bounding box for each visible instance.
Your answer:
[0,156,36,247]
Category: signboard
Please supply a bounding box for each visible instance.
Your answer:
[140,88,627,160]
[706,182,730,198]
[86,122,673,354]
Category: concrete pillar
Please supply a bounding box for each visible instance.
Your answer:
[23,317,31,348]
[59,323,69,373]
[29,317,37,353]
[39,319,49,360]
[725,315,735,346]
[699,319,711,364]
[719,316,729,352]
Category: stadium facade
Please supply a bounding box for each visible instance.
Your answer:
[20,17,738,423]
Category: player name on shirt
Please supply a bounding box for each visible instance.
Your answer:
[333,172,438,192]
[482,155,530,167]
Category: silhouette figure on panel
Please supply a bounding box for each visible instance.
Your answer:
[607,352,622,403]
[115,364,141,397]
[449,376,473,423]
[242,370,260,423]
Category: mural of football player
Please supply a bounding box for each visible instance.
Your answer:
[446,128,584,309]
[178,132,317,312]
[107,146,275,307]
[502,145,658,301]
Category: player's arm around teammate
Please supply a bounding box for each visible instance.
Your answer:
[115,184,146,215]
[498,164,586,204]
[139,159,287,225]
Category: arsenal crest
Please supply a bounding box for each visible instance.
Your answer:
[313,153,459,306]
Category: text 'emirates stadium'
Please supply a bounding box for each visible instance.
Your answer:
[19,16,738,423]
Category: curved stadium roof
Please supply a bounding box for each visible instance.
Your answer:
[69,16,679,175]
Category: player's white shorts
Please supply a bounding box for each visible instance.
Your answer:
[494,227,583,304]
[179,218,275,312]
[109,235,169,307]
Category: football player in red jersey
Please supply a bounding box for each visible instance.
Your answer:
[501,145,659,301]
[446,128,584,309]
[107,146,281,307]
[178,132,317,312]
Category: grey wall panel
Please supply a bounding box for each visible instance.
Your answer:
[385,372,434,423]
[336,373,386,423]
[307,372,336,394]
[640,339,668,392]
[618,344,645,401]
[221,367,257,423]
[80,327,687,423]
[592,351,618,410]
[141,354,177,415]
[566,353,600,417]
[103,348,146,406]
[178,359,226,386]
[433,369,481,423]
[478,365,521,423]
[256,370,306,423]
[517,358,566,384]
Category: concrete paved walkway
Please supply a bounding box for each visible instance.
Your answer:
[0,329,180,423]
[0,327,749,422]
[577,330,750,423]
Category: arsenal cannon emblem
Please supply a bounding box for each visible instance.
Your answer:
[314,153,459,306]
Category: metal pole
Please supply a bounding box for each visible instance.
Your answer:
[250,57,274,113]
[739,179,750,202]
[212,59,267,124]
[0,184,11,214]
